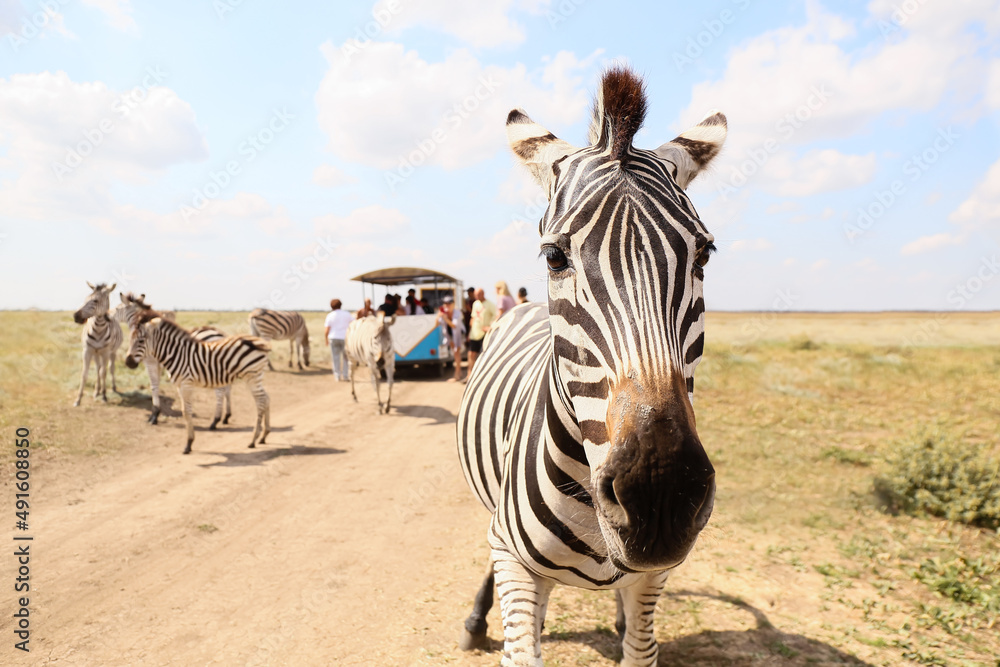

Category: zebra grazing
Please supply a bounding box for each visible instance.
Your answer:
[114,293,233,427]
[344,312,395,414]
[124,311,272,454]
[248,308,310,370]
[72,282,123,406]
[456,67,725,666]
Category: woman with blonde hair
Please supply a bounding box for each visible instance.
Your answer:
[495,280,516,318]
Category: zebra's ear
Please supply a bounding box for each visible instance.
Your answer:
[108,283,117,293]
[506,109,578,197]
[87,281,95,290]
[654,110,727,190]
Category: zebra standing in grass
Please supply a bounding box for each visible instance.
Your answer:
[248,308,310,370]
[456,67,725,666]
[72,282,123,406]
[125,311,271,454]
[345,312,395,414]
[114,293,233,427]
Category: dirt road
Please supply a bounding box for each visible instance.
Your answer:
[15,370,514,665]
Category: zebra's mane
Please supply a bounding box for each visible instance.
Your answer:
[587,66,648,163]
[135,309,190,336]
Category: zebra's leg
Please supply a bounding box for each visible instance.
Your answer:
[109,349,118,393]
[145,359,161,424]
[459,558,495,651]
[350,361,358,402]
[383,361,394,414]
[617,571,669,667]
[94,351,106,400]
[209,388,224,430]
[247,378,269,448]
[222,385,232,424]
[370,363,383,415]
[615,589,626,637]
[178,383,195,454]
[288,339,294,368]
[492,547,554,667]
[74,345,92,406]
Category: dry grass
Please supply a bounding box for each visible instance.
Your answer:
[2,310,998,665]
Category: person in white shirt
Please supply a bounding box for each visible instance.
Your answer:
[324,299,354,381]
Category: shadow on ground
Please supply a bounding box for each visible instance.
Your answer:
[392,404,457,425]
[195,445,347,468]
[535,589,873,667]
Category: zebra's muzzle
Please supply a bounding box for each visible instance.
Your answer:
[125,355,139,369]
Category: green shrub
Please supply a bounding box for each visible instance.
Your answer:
[874,432,1000,529]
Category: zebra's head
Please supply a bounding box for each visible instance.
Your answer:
[114,292,151,328]
[73,282,116,324]
[372,311,395,364]
[124,312,161,369]
[507,67,725,572]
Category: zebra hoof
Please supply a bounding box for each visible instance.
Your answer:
[73,399,81,407]
[458,629,490,652]
[208,420,219,431]
[223,414,231,425]
[248,443,256,449]
[183,440,193,455]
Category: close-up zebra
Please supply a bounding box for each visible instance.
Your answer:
[344,312,396,415]
[72,282,123,407]
[124,311,272,454]
[248,308,311,370]
[457,66,725,667]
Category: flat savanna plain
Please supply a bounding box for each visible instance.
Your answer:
[0,310,998,666]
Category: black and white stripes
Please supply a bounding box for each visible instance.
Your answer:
[125,313,271,454]
[457,67,726,666]
[345,312,395,414]
[248,308,310,370]
[72,282,123,406]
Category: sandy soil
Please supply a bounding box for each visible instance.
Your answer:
[2,354,960,666]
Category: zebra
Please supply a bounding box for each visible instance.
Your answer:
[456,66,726,666]
[114,293,233,427]
[247,308,310,370]
[344,312,395,415]
[72,282,123,406]
[124,311,272,454]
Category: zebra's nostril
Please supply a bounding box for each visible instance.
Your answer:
[601,475,620,506]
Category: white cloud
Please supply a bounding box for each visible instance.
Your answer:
[900,232,965,255]
[765,149,878,197]
[371,0,548,48]
[315,41,599,171]
[82,0,137,33]
[950,158,1000,233]
[314,204,410,238]
[0,70,206,223]
[681,0,999,194]
[765,201,799,214]
[312,163,358,188]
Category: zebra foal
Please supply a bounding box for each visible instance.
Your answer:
[248,308,310,370]
[457,66,726,666]
[125,311,271,454]
[72,282,123,406]
[344,312,395,414]
[114,293,234,427]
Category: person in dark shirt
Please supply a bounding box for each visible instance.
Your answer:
[378,294,396,317]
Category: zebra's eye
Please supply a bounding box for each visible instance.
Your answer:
[695,241,716,268]
[541,245,569,272]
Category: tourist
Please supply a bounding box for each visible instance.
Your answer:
[466,288,496,382]
[324,299,353,381]
[496,281,516,318]
[517,287,528,304]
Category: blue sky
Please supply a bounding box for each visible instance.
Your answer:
[1,0,999,311]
